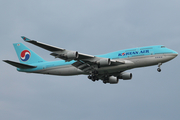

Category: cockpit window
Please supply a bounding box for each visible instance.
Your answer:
[161,46,165,48]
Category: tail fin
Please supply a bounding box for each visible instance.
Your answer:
[13,43,46,64]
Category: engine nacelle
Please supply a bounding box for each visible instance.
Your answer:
[119,72,132,80]
[108,76,119,84]
[97,58,111,66]
[66,51,79,59]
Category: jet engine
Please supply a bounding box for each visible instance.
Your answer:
[97,58,111,66]
[108,76,119,84]
[66,51,79,59]
[119,72,132,80]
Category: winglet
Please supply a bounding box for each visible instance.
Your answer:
[21,36,31,41]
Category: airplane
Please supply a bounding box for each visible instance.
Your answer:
[3,36,178,84]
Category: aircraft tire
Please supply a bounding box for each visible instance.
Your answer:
[157,68,161,72]
[88,75,92,79]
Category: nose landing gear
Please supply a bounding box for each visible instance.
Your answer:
[157,63,162,72]
[157,68,161,72]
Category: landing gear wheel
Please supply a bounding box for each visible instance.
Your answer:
[157,68,161,72]
[88,75,92,79]
[92,78,96,82]
[88,74,99,82]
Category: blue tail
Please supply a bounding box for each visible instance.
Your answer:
[13,43,46,64]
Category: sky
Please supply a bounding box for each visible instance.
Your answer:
[1,0,180,120]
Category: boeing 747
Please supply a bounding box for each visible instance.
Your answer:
[3,36,178,84]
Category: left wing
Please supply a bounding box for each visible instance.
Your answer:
[21,36,124,73]
[21,36,94,62]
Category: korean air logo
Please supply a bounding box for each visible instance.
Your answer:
[20,50,31,62]
[118,50,150,56]
[121,53,126,56]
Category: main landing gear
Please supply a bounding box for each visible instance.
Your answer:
[102,75,109,84]
[157,63,162,72]
[88,70,99,82]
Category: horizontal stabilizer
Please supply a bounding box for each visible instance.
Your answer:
[3,60,37,69]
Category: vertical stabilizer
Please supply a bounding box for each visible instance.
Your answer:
[13,43,46,64]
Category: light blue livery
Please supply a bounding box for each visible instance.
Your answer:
[3,36,178,84]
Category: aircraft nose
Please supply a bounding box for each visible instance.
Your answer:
[172,50,178,58]
[174,53,178,57]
